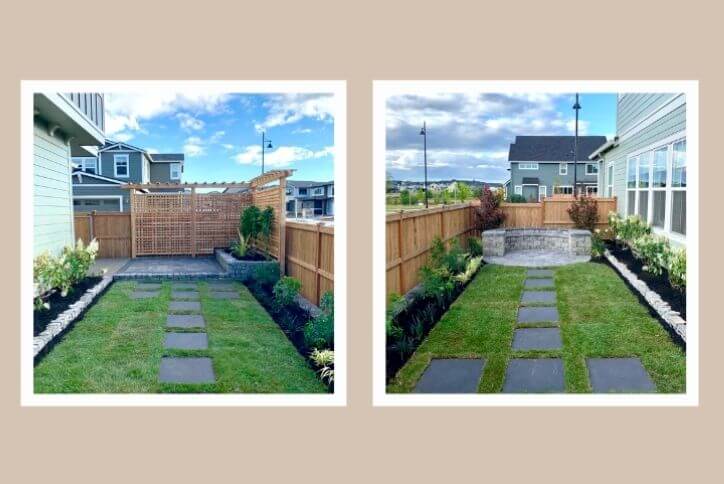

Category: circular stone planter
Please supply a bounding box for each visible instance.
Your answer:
[482,228,591,267]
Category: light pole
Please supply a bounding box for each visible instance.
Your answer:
[261,131,273,174]
[420,121,428,208]
[573,93,581,197]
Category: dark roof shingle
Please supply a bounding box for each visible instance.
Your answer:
[508,136,607,162]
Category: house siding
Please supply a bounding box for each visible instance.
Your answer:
[510,162,599,200]
[98,151,144,182]
[34,119,74,256]
[616,93,679,136]
[150,162,173,183]
[73,185,130,212]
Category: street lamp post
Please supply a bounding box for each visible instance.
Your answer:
[261,131,273,174]
[573,93,581,197]
[420,121,428,208]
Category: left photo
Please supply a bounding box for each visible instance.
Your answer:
[23,81,346,405]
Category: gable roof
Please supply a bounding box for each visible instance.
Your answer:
[508,136,607,162]
[288,180,334,188]
[71,170,125,185]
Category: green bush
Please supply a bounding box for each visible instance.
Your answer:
[467,237,482,257]
[429,237,466,275]
[455,256,482,284]
[420,266,455,300]
[272,276,302,308]
[240,205,261,242]
[609,213,651,244]
[507,194,527,203]
[309,348,334,384]
[230,229,248,258]
[668,249,686,291]
[259,206,275,251]
[33,238,99,310]
[631,234,670,276]
[304,291,334,350]
[253,263,280,289]
[591,232,605,258]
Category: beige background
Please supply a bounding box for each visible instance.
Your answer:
[1,0,721,481]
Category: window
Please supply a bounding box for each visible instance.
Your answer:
[538,185,547,201]
[329,185,334,196]
[311,187,324,196]
[606,163,614,197]
[586,185,598,196]
[73,157,97,174]
[554,186,573,195]
[170,162,181,180]
[637,152,650,220]
[559,163,568,175]
[298,188,308,195]
[651,148,668,228]
[586,163,599,175]
[671,140,686,235]
[514,185,522,195]
[518,163,539,170]
[114,154,129,177]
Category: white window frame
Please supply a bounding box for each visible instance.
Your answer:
[72,196,124,212]
[170,162,182,180]
[538,185,547,202]
[311,187,324,196]
[114,154,129,178]
[606,162,614,198]
[585,163,599,175]
[554,185,573,195]
[514,185,522,195]
[669,139,687,237]
[559,163,568,175]
[518,163,539,170]
[585,185,598,196]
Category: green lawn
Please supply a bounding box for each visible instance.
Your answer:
[387,262,686,393]
[34,280,326,393]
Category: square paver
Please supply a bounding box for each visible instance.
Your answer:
[171,290,199,300]
[130,291,159,299]
[166,314,205,328]
[527,269,554,278]
[586,358,656,393]
[169,301,201,313]
[414,359,486,393]
[524,278,555,288]
[136,283,161,290]
[208,283,236,292]
[503,358,565,393]
[210,291,240,299]
[159,357,215,384]
[172,282,198,291]
[521,291,557,305]
[164,333,208,350]
[512,328,562,351]
[517,306,559,324]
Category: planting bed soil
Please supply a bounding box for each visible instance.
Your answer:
[34,276,102,336]
[605,242,686,319]
[226,248,269,261]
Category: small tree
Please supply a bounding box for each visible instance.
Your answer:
[400,189,410,205]
[458,182,473,202]
[475,186,506,231]
[567,195,598,231]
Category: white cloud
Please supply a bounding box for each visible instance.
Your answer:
[183,136,205,157]
[293,128,313,134]
[221,143,234,151]
[176,112,205,131]
[146,147,160,154]
[104,92,230,136]
[113,132,134,142]
[209,130,226,143]
[234,145,332,168]
[255,94,334,131]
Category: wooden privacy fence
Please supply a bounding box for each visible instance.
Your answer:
[386,203,479,296]
[73,212,132,258]
[501,197,617,229]
[284,221,334,306]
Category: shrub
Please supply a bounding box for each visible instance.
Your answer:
[611,214,651,244]
[467,237,482,257]
[429,237,466,275]
[304,291,334,350]
[252,263,280,290]
[507,194,527,203]
[567,195,598,231]
[273,276,302,308]
[230,229,248,258]
[455,256,482,284]
[240,205,261,242]
[476,186,506,231]
[33,238,98,310]
[631,234,670,276]
[259,207,275,251]
[310,348,334,384]
[669,249,686,291]
[420,266,455,301]
[591,231,605,258]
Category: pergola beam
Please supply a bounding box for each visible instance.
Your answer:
[122,182,251,190]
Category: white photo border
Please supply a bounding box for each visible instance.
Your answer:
[22,80,347,407]
[373,80,698,407]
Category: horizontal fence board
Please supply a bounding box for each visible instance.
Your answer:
[284,220,334,306]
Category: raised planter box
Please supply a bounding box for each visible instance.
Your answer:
[215,249,280,282]
[483,228,591,257]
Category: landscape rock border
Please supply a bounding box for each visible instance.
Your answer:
[603,249,686,343]
[33,275,114,359]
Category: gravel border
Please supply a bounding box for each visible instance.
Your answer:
[33,276,114,358]
[603,249,686,342]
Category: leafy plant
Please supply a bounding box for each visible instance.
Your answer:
[33,238,98,311]
[507,194,527,203]
[467,237,482,257]
[259,207,275,252]
[240,205,262,243]
[455,256,482,284]
[304,291,334,349]
[668,249,686,291]
[309,348,334,384]
[567,195,598,231]
[230,229,249,258]
[591,231,605,258]
[420,266,455,301]
[609,213,651,244]
[631,233,670,276]
[475,186,506,231]
[253,263,280,289]
[429,237,466,275]
[273,276,302,308]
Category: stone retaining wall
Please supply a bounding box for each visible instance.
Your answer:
[483,228,591,257]
[215,249,280,283]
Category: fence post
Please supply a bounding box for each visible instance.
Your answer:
[130,190,136,258]
[440,205,446,244]
[279,177,287,274]
[315,221,322,305]
[397,210,404,294]
[190,187,197,257]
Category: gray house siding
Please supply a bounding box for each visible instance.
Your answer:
[150,162,173,183]
[34,118,75,255]
[616,93,679,136]
[510,162,599,201]
[97,151,144,182]
[73,185,129,212]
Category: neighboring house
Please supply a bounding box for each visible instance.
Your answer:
[285,180,334,218]
[33,93,106,256]
[592,93,686,246]
[507,135,607,201]
[71,141,185,212]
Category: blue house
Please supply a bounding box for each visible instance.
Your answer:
[591,93,686,246]
[33,93,106,256]
[506,135,607,201]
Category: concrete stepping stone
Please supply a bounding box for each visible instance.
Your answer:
[130,291,160,299]
[527,269,554,277]
[524,278,555,288]
[169,301,201,313]
[521,291,557,305]
[210,291,240,299]
[208,283,236,292]
[414,359,486,393]
[502,358,565,393]
[517,306,560,324]
[512,328,562,351]
[136,283,161,290]
[166,314,205,329]
[171,290,199,300]
[164,333,208,350]
[586,358,656,393]
[172,282,198,291]
[159,357,215,384]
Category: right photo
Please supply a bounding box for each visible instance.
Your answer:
[374,81,697,403]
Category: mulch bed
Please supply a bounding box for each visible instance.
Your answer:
[605,242,686,320]
[226,248,269,262]
[34,277,102,336]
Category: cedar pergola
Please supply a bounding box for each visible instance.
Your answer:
[123,169,292,271]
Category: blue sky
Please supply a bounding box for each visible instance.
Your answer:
[104,92,335,182]
[386,92,617,182]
